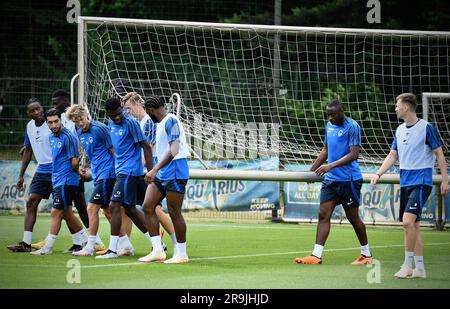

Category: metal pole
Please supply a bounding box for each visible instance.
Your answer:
[436,184,443,231]
[70,73,79,105]
[422,94,428,122]
[273,0,282,221]
[77,17,85,106]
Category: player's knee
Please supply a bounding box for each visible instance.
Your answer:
[402,219,415,230]
[26,198,39,211]
[87,205,98,216]
[167,207,181,220]
[318,208,330,222]
[50,208,63,219]
[143,204,155,216]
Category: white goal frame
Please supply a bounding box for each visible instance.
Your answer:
[77,16,449,184]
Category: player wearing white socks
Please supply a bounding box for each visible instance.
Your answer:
[31,108,85,255]
[66,105,116,257]
[140,96,190,264]
[371,93,449,279]
[122,92,178,253]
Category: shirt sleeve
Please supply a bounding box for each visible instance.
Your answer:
[24,131,31,148]
[128,117,146,144]
[66,132,79,159]
[426,123,442,150]
[144,120,156,145]
[348,122,361,147]
[165,117,180,143]
[391,134,398,151]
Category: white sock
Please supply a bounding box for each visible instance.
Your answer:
[119,235,132,249]
[80,229,88,243]
[414,256,425,271]
[170,233,178,246]
[108,235,119,253]
[176,242,187,257]
[144,232,152,242]
[72,229,87,245]
[312,244,324,258]
[150,235,163,253]
[361,244,371,257]
[95,234,103,245]
[404,251,414,268]
[23,231,32,245]
[86,235,96,252]
[72,232,81,245]
[45,234,57,249]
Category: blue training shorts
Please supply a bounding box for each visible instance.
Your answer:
[89,178,116,208]
[399,185,432,222]
[320,179,362,208]
[29,172,53,199]
[153,177,188,196]
[52,185,78,211]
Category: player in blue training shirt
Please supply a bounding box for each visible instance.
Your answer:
[96,97,155,259]
[295,100,372,265]
[371,93,449,279]
[122,92,177,253]
[51,89,91,234]
[139,95,190,264]
[31,108,86,255]
[7,99,87,253]
[65,104,117,256]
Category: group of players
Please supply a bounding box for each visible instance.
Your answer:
[294,93,448,280]
[6,89,450,276]
[7,89,190,264]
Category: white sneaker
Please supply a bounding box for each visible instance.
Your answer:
[95,250,119,259]
[411,268,427,279]
[164,255,189,264]
[138,250,166,262]
[117,246,134,256]
[72,247,94,256]
[30,247,53,255]
[394,265,413,278]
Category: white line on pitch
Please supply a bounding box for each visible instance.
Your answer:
[1,242,449,269]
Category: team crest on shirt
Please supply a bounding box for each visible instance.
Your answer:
[89,137,94,143]
[118,129,123,136]
[338,130,343,137]
[57,142,62,148]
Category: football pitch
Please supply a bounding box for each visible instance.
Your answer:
[0,214,449,289]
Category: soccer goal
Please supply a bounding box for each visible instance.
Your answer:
[77,16,449,184]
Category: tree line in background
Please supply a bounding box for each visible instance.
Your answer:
[0,0,449,158]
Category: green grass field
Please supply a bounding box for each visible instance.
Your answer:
[0,214,449,289]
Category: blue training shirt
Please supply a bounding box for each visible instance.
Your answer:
[49,127,79,187]
[324,117,363,182]
[391,120,441,187]
[77,120,115,182]
[108,113,146,176]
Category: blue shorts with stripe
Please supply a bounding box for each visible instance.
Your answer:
[111,174,147,207]
[399,185,432,222]
[153,177,188,196]
[52,185,78,211]
[29,172,53,199]
[89,178,116,208]
[320,179,362,209]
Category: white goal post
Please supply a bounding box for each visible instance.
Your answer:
[77,16,450,184]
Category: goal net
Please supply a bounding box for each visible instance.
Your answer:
[79,17,450,171]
